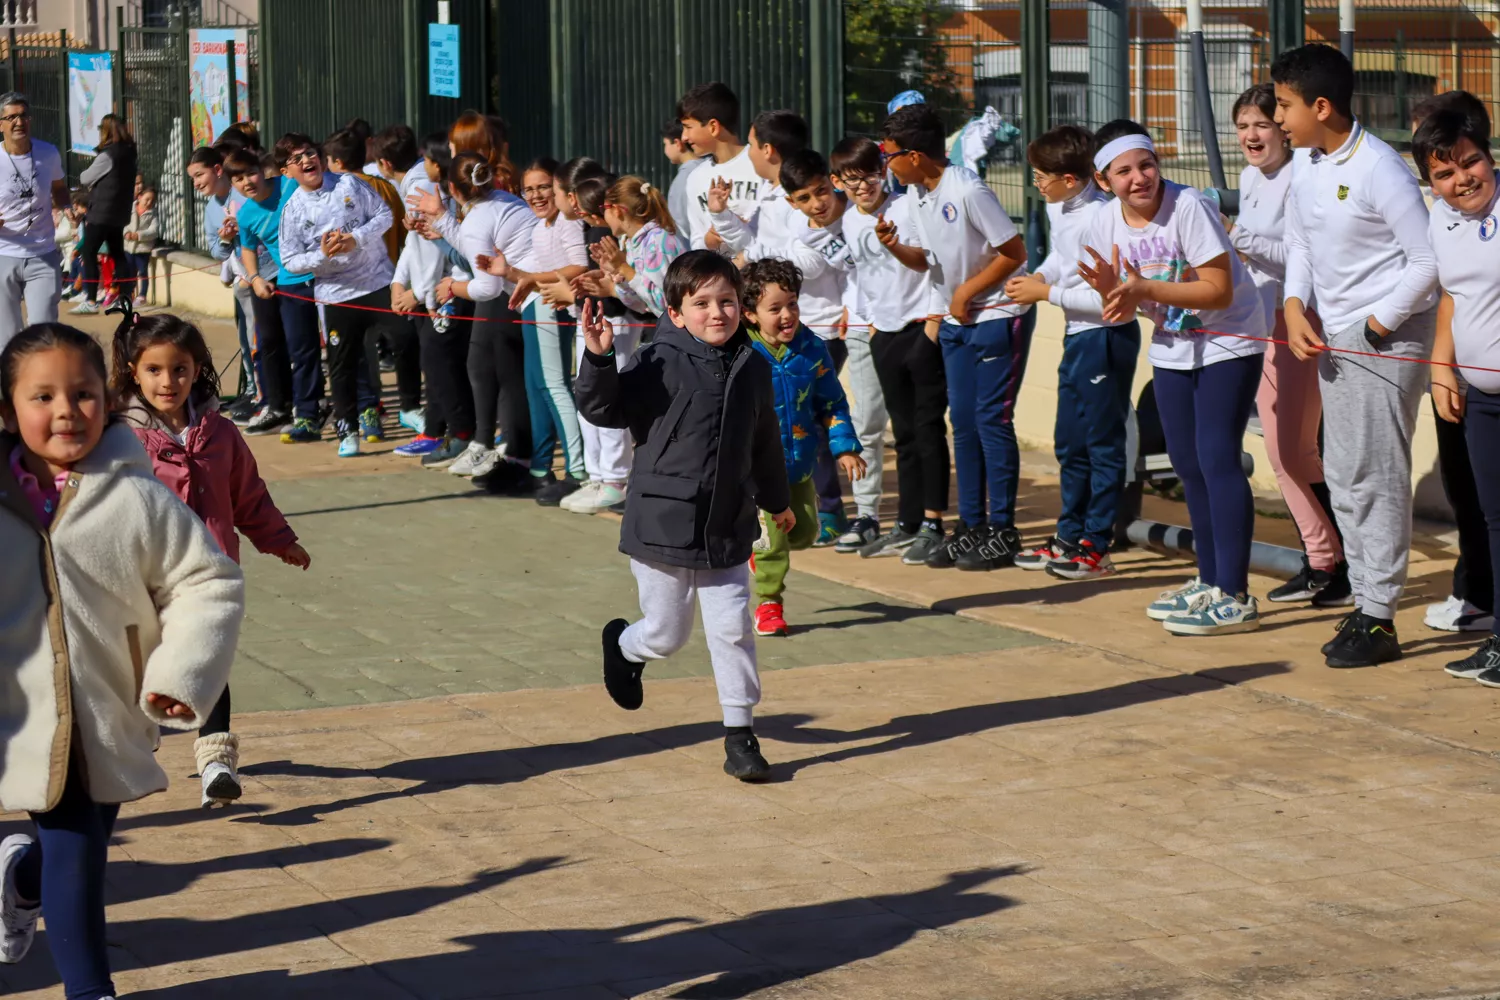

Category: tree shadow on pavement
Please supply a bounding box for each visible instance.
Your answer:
[127,865,1022,1000]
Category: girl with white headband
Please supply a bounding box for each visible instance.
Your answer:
[1078,118,1270,636]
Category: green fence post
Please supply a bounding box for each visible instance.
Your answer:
[402,0,419,130]
[224,25,237,135]
[1021,0,1049,267]
[1267,0,1305,57]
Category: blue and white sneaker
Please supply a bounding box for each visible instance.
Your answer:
[398,409,426,435]
[393,434,444,457]
[1162,588,1261,636]
[1,833,40,964]
[813,511,846,547]
[1145,577,1213,621]
[337,434,361,458]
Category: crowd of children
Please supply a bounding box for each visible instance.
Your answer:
[8,43,1500,997]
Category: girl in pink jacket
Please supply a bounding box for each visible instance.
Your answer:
[113,311,310,807]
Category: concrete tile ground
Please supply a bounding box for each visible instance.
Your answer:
[15,309,1500,998]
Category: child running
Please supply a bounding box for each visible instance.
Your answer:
[114,310,310,806]
[1079,119,1270,635]
[580,250,791,783]
[0,322,244,999]
[743,258,865,636]
[1005,123,1140,580]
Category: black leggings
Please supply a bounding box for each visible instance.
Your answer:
[469,297,530,453]
[421,303,475,439]
[199,685,230,737]
[81,223,132,303]
[367,316,423,414]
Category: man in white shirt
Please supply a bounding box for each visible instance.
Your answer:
[880,103,1034,572]
[1414,104,1500,683]
[0,93,69,351]
[676,82,763,253]
[1276,44,1440,668]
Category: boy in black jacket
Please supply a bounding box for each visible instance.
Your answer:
[576,250,792,781]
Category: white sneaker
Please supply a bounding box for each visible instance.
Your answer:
[560,480,602,512]
[1424,594,1494,632]
[201,761,242,808]
[1145,577,1212,621]
[1162,588,1261,636]
[447,442,494,477]
[1,833,40,964]
[571,482,625,514]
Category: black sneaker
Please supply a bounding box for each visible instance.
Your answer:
[1445,635,1500,679]
[1321,613,1360,657]
[1476,664,1500,689]
[601,618,643,710]
[244,407,291,436]
[956,524,1023,572]
[608,498,627,515]
[723,730,771,782]
[535,475,583,507]
[473,462,546,496]
[926,521,978,569]
[900,525,944,565]
[1325,615,1402,668]
[1267,561,1332,603]
[859,525,917,559]
[1310,562,1354,608]
[226,395,259,425]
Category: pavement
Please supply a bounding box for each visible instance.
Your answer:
[6,308,1500,999]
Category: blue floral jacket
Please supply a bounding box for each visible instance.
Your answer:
[749,325,860,483]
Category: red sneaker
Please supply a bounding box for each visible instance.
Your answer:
[754,601,788,637]
[1045,539,1115,581]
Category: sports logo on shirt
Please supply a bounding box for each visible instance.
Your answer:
[1336,185,1349,201]
[941,202,958,222]
[1481,215,1498,242]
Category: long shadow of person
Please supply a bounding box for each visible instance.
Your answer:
[126,865,1022,1000]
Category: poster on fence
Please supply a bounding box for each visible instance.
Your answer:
[67,52,113,154]
[189,28,249,147]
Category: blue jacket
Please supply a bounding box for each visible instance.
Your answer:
[749,325,860,483]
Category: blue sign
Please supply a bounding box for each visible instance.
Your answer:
[428,24,460,98]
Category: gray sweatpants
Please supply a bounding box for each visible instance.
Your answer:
[845,328,888,520]
[1318,308,1437,619]
[0,250,62,354]
[619,557,761,727]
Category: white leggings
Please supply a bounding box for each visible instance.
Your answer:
[619,557,761,727]
[577,326,638,483]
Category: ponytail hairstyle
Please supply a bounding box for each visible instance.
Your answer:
[1,322,108,406]
[448,151,495,205]
[110,312,220,411]
[605,175,676,233]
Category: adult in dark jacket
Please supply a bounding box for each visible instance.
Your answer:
[73,113,139,312]
[574,250,790,783]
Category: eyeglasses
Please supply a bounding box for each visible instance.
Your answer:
[521,185,552,197]
[879,147,910,164]
[288,149,319,164]
[1031,169,1062,188]
[0,113,30,124]
[837,172,883,191]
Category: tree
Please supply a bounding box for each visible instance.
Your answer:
[844,0,965,136]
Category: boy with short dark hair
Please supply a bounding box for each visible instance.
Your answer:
[1274,43,1440,668]
[879,103,1035,572]
[1004,123,1139,580]
[742,258,865,636]
[677,82,762,253]
[662,120,707,246]
[706,109,809,260]
[577,250,791,782]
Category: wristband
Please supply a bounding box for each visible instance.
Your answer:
[1363,321,1385,350]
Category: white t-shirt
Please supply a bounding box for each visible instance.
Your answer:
[1230,162,1292,332]
[1431,175,1500,394]
[0,138,63,259]
[1035,182,1110,335]
[907,164,1028,321]
[785,211,857,339]
[684,145,763,253]
[843,192,931,332]
[1084,181,1268,370]
[668,156,708,246]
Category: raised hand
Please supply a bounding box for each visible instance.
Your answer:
[407,187,442,218]
[1101,257,1151,324]
[591,235,626,273]
[572,269,615,299]
[874,213,899,248]
[706,176,732,214]
[1077,244,1122,299]
[580,297,615,356]
[476,248,509,277]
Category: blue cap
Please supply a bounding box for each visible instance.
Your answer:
[887,90,925,115]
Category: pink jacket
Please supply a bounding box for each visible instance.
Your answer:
[125,397,296,564]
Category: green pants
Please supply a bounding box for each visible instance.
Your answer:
[753,476,820,602]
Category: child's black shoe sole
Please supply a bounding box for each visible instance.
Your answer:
[601,618,643,710]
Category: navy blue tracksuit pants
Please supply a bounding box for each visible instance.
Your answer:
[1463,388,1500,637]
[939,309,1036,528]
[1054,322,1141,552]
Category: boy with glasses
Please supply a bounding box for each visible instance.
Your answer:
[0,93,69,351]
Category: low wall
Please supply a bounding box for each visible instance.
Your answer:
[150,251,237,320]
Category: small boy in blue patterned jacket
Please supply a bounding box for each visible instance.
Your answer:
[744,258,865,636]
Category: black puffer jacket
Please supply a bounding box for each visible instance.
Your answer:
[84,140,137,228]
[576,320,790,570]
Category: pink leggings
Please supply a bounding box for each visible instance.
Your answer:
[1256,312,1343,570]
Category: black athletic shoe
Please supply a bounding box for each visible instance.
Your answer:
[1310,562,1354,608]
[1322,613,1361,657]
[956,524,1023,572]
[474,462,548,496]
[601,618,643,710]
[226,395,259,425]
[1445,635,1500,679]
[1325,615,1402,668]
[723,730,771,782]
[926,520,978,569]
[1267,561,1331,603]
[535,475,583,507]
[244,406,291,436]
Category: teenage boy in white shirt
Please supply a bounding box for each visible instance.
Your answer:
[1414,103,1500,685]
[676,82,762,253]
[879,103,1034,572]
[706,109,808,260]
[1275,43,1440,668]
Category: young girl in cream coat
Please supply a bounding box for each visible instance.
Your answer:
[0,322,244,1000]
